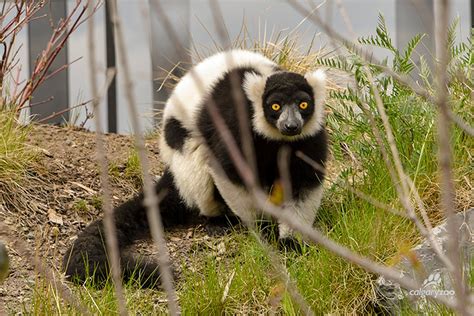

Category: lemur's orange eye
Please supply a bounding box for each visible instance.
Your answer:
[271,103,281,111]
[299,102,308,110]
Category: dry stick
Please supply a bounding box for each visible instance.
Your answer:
[152,0,456,310]
[36,99,92,124]
[16,1,97,111]
[306,0,454,275]
[362,73,454,271]
[208,0,258,178]
[208,3,315,309]
[434,1,470,314]
[251,231,314,316]
[275,147,314,316]
[358,100,454,272]
[306,0,462,301]
[405,176,439,235]
[209,153,316,315]
[106,1,180,315]
[35,69,115,125]
[0,223,92,315]
[87,2,128,315]
[277,147,293,204]
[14,2,86,109]
[249,188,457,309]
[151,0,254,188]
[286,0,474,137]
[334,0,355,38]
[295,151,408,218]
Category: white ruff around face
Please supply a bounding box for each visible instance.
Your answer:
[244,69,327,141]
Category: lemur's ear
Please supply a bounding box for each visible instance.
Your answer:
[304,69,326,106]
[243,72,267,103]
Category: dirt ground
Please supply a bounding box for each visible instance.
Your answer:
[0,124,211,313]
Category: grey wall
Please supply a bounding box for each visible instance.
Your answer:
[29,0,69,124]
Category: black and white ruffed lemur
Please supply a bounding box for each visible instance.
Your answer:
[63,50,328,286]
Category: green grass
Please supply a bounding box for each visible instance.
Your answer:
[0,111,35,182]
[72,199,89,213]
[108,149,143,187]
[0,110,37,211]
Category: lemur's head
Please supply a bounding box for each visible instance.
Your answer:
[244,70,326,141]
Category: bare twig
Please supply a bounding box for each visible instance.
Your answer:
[434,1,469,314]
[250,189,456,309]
[107,1,180,314]
[209,0,258,176]
[87,1,128,315]
[296,151,407,218]
[334,0,355,38]
[8,1,101,113]
[252,230,314,316]
[361,70,454,271]
[36,99,92,124]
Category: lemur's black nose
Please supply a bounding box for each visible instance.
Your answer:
[281,122,301,136]
[284,123,298,132]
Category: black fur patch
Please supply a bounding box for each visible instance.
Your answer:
[264,72,314,99]
[164,118,190,152]
[197,67,258,183]
[252,130,328,199]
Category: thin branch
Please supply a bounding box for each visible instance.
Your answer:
[296,151,407,218]
[87,1,128,315]
[434,1,469,314]
[251,230,314,316]
[107,1,180,314]
[36,99,92,123]
[154,1,314,311]
[209,0,259,176]
[361,68,454,271]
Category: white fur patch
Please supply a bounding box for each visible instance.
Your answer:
[303,69,327,135]
[243,72,267,105]
[160,133,223,217]
[278,185,324,238]
[210,168,259,224]
[242,71,284,141]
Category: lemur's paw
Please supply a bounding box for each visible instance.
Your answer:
[204,216,242,237]
[278,237,309,253]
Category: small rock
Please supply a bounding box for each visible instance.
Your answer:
[0,242,10,283]
[48,209,63,225]
[217,241,226,255]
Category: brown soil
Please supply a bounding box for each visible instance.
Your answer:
[0,124,210,313]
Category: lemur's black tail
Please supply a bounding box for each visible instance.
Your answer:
[62,168,198,287]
